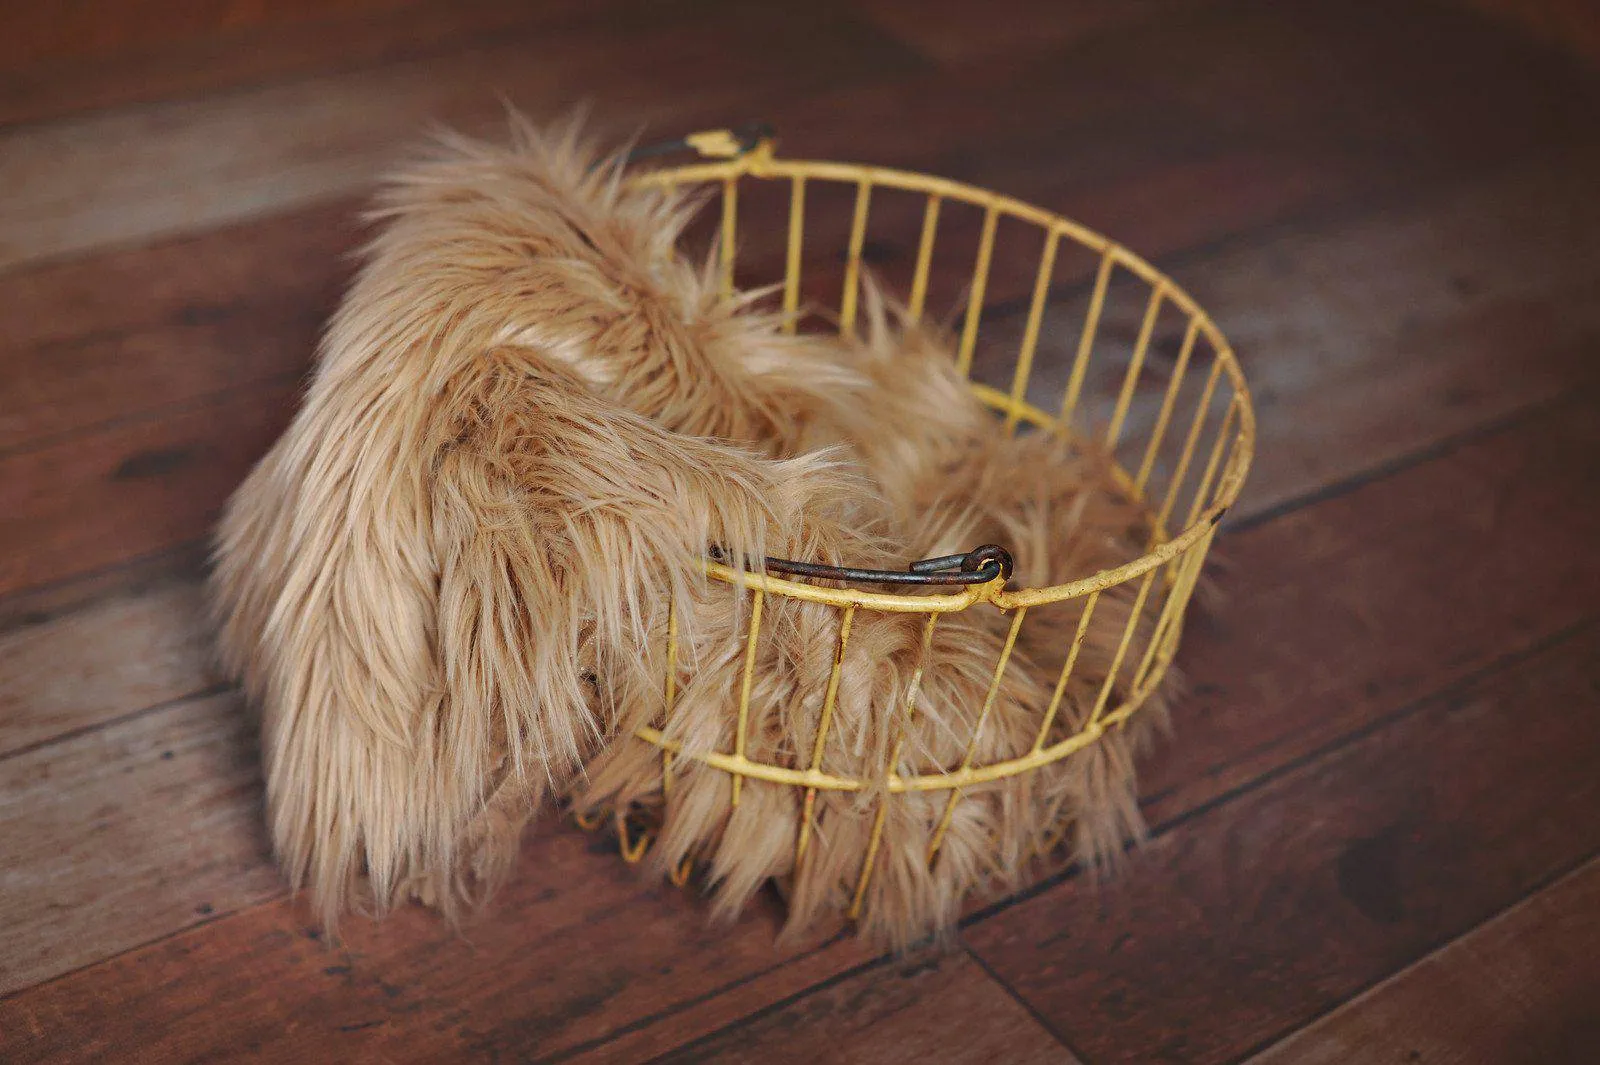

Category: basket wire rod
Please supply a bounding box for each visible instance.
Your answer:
[1126,527,1214,712]
[928,606,1028,864]
[1184,394,1240,533]
[730,589,765,807]
[839,180,875,336]
[1087,568,1158,729]
[668,854,694,887]
[956,205,1001,377]
[1130,540,1204,694]
[849,613,939,920]
[1106,283,1166,451]
[1154,357,1224,538]
[796,604,857,864]
[782,176,806,334]
[629,155,1113,255]
[660,603,679,800]
[1031,591,1101,753]
[1134,315,1202,495]
[616,809,650,863]
[638,697,1159,793]
[906,195,943,326]
[1156,524,1218,665]
[1004,227,1062,434]
[1060,249,1116,428]
[719,176,739,298]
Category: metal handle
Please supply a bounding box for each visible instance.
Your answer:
[711,543,1014,587]
[623,122,774,165]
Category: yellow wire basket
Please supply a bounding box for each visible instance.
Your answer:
[577,126,1255,921]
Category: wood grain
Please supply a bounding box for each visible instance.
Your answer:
[0,576,220,758]
[970,155,1600,522]
[0,0,1592,601]
[0,824,876,1063]
[1,3,1597,1060]
[0,690,278,997]
[0,5,921,271]
[0,382,299,598]
[3,402,1591,1057]
[858,0,1190,69]
[1138,400,1600,827]
[1244,856,1600,1065]
[7,145,1597,600]
[0,0,603,127]
[965,624,1600,1064]
[0,199,353,453]
[650,951,1080,1065]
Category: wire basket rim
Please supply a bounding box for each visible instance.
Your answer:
[625,139,1256,612]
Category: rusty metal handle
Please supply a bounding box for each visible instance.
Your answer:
[711,543,1014,587]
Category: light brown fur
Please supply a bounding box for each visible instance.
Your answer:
[575,288,1171,950]
[212,116,1172,950]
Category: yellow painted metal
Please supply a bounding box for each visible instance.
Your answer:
[907,195,942,326]
[839,181,874,335]
[955,205,1000,376]
[796,604,855,864]
[593,131,1255,923]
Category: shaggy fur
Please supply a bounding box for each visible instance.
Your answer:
[213,117,873,928]
[574,290,1172,949]
[213,116,1174,949]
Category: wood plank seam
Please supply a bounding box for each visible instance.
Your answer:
[531,928,858,1065]
[618,950,909,1065]
[0,6,629,134]
[964,943,1091,1063]
[960,615,1598,928]
[472,616,1600,1062]
[0,359,1575,675]
[0,439,1588,1021]
[0,542,209,635]
[0,680,233,766]
[1223,391,1584,535]
[964,145,1585,339]
[0,368,308,463]
[0,542,215,622]
[0,897,248,1008]
[1223,843,1600,1065]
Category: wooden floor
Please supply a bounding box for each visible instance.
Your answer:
[2,2,1599,1061]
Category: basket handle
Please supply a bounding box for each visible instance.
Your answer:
[712,543,1014,587]
[624,122,774,166]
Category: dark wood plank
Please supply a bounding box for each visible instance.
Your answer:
[970,155,1600,522]
[0,691,278,997]
[8,126,1597,599]
[964,624,1600,1064]
[0,541,209,633]
[1140,398,1600,827]
[649,951,1080,1065]
[857,0,1187,69]
[2,0,1592,596]
[568,395,1600,1059]
[0,382,298,598]
[1460,0,1600,65]
[0,574,219,758]
[7,397,1591,1056]
[0,4,922,270]
[1244,856,1600,1065]
[0,823,876,1063]
[0,0,600,127]
[0,199,352,453]
[562,934,886,1064]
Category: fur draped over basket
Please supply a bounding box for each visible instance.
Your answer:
[212,116,1175,949]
